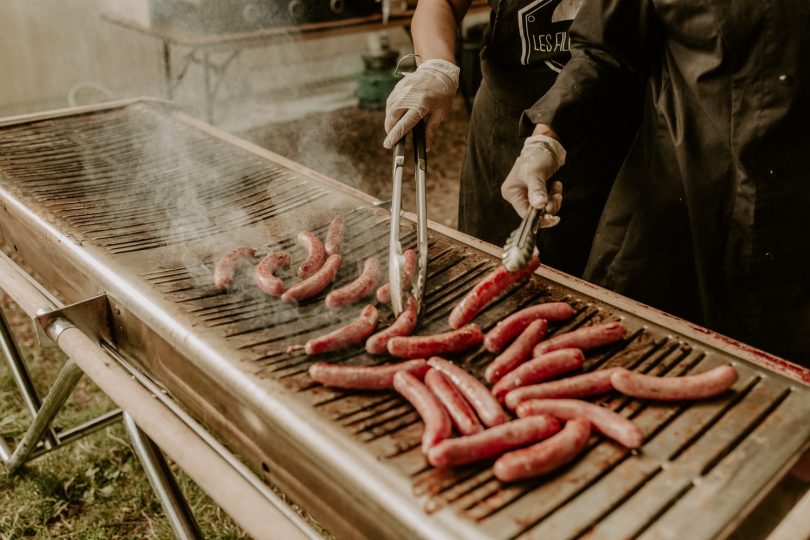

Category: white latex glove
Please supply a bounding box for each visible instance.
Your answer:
[383,58,460,151]
[501,134,567,222]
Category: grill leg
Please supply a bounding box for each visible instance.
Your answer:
[0,307,59,449]
[4,359,83,472]
[124,412,203,540]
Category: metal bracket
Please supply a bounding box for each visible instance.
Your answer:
[34,294,112,348]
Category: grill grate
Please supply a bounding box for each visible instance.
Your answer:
[0,105,328,253]
[0,102,807,540]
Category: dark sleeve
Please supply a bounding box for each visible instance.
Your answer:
[520,0,661,147]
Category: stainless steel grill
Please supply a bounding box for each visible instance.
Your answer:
[0,100,808,540]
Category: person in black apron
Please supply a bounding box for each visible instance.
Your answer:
[384,0,638,277]
[500,0,810,364]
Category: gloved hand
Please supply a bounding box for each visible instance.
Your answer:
[383,58,460,151]
[501,134,566,225]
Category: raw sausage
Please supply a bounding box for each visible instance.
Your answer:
[387,324,483,359]
[427,415,560,468]
[303,305,379,355]
[324,215,344,255]
[485,319,549,384]
[213,247,255,290]
[610,365,738,401]
[427,357,508,427]
[484,302,575,353]
[491,348,585,402]
[533,321,625,356]
[365,295,418,355]
[424,369,483,436]
[504,368,620,411]
[393,370,452,454]
[281,253,342,302]
[297,231,326,279]
[254,252,290,296]
[308,359,428,389]
[448,256,540,329]
[516,398,643,449]
[493,418,591,482]
[376,248,417,304]
[325,256,381,309]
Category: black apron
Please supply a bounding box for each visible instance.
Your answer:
[459,0,637,277]
[526,0,810,363]
[482,0,579,105]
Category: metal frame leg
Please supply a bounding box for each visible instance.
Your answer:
[5,359,83,472]
[0,307,59,449]
[1,301,123,468]
[124,412,203,540]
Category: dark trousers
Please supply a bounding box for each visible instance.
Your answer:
[458,80,616,278]
[458,81,524,248]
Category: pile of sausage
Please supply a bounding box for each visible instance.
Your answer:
[214,215,348,302]
[305,258,739,482]
[218,228,740,482]
[214,215,429,355]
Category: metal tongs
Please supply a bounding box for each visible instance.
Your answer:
[502,206,559,271]
[388,121,428,317]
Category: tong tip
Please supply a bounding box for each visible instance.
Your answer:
[502,248,530,272]
[501,229,537,272]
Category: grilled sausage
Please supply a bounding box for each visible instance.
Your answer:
[491,348,585,402]
[504,368,620,411]
[448,256,540,329]
[610,365,738,401]
[297,231,326,279]
[308,359,428,389]
[254,252,290,296]
[516,398,643,449]
[424,369,483,436]
[387,324,484,359]
[533,321,625,356]
[303,305,379,355]
[366,296,418,354]
[376,248,417,304]
[393,370,452,454]
[427,357,508,427]
[213,247,255,290]
[281,253,342,302]
[324,215,345,256]
[484,302,576,353]
[427,415,560,468]
[485,319,549,384]
[493,418,591,482]
[325,256,381,309]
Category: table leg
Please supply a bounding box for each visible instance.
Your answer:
[202,51,213,124]
[163,39,173,100]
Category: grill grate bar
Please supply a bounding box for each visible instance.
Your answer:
[87,180,315,241]
[61,172,283,227]
[107,189,331,254]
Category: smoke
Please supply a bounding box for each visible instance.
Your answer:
[3,0,411,346]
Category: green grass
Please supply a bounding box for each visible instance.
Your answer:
[0,290,249,539]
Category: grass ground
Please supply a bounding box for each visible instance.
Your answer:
[0,287,249,539]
